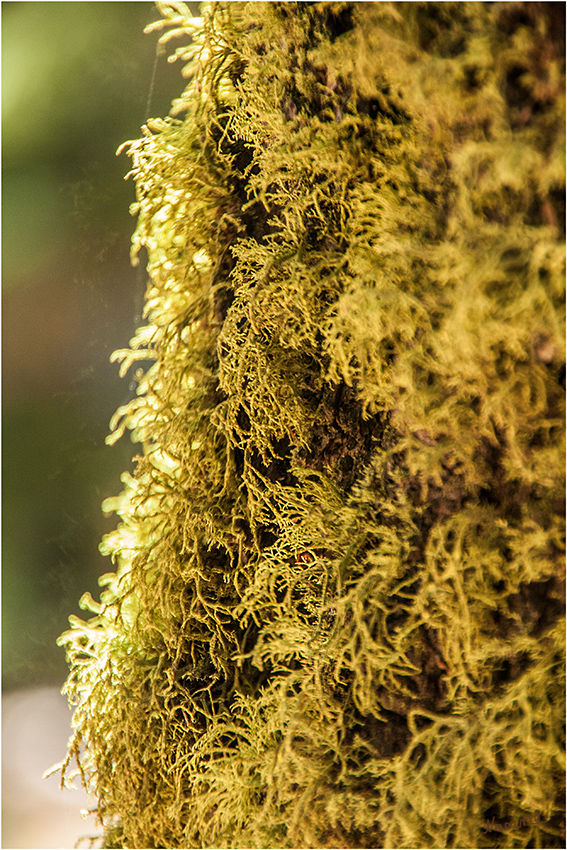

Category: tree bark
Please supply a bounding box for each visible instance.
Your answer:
[59,3,565,847]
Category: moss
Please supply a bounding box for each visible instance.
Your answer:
[57,2,565,847]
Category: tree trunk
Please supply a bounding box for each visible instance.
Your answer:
[58,3,565,847]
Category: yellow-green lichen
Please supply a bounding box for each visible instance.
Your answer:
[57,3,565,848]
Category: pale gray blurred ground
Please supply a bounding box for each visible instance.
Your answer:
[2,687,99,849]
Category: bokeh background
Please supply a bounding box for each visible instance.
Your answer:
[2,3,198,846]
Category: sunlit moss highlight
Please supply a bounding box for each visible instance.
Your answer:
[58,2,565,847]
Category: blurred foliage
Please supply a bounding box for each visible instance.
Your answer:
[2,1,198,691]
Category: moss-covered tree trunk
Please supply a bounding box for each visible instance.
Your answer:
[58,3,565,847]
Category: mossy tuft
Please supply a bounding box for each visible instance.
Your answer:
[57,3,565,847]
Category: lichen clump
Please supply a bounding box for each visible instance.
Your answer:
[58,3,565,848]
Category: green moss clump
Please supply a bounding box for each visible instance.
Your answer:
[57,2,565,847]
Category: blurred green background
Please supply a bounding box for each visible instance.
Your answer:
[2,1,197,693]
